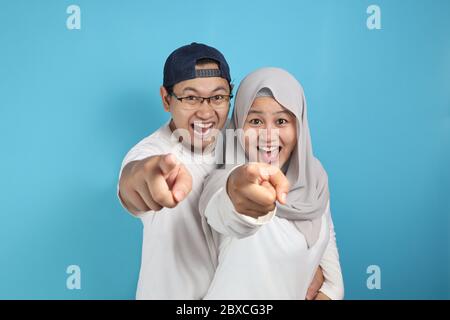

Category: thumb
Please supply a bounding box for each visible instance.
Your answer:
[171,165,192,203]
[267,169,290,205]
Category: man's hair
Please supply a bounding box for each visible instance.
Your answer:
[165,58,232,95]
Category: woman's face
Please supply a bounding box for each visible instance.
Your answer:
[243,96,297,168]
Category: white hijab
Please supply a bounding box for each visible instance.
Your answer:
[200,67,330,261]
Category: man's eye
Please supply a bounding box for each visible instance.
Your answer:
[186,96,198,101]
[212,95,225,101]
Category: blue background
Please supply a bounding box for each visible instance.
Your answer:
[0,0,449,299]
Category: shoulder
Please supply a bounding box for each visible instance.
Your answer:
[134,123,173,151]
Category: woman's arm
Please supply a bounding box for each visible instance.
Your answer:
[317,208,345,300]
[201,165,276,239]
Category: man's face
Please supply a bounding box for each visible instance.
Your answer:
[161,63,231,150]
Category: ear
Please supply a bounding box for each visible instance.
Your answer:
[160,86,171,112]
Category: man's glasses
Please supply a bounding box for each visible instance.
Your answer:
[170,92,233,108]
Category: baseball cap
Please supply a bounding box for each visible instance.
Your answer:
[163,42,231,88]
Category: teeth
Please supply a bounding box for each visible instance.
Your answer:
[193,122,213,128]
[192,122,214,139]
[259,146,279,152]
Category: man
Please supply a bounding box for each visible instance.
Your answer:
[117,43,324,299]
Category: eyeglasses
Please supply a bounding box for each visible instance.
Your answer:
[170,92,233,108]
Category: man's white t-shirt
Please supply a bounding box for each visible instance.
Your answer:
[118,121,217,299]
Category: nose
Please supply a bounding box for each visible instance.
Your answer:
[259,124,280,145]
[195,101,215,119]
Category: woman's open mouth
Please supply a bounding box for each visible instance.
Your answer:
[257,145,282,164]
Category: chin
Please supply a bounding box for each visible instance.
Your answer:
[191,138,212,150]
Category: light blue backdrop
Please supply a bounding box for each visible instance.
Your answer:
[0,0,449,299]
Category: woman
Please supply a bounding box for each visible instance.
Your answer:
[199,67,344,299]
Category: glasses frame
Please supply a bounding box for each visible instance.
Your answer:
[170,92,233,107]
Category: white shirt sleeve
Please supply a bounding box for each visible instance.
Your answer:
[318,208,345,300]
[204,166,276,239]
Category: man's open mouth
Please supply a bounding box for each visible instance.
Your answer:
[191,122,215,139]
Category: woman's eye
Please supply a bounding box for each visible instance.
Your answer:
[249,119,262,125]
[212,95,224,101]
[277,119,288,125]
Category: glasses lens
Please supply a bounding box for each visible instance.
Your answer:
[184,96,200,105]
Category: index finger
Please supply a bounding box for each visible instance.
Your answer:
[158,153,180,176]
[266,168,290,204]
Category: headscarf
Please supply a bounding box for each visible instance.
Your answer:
[199,67,330,257]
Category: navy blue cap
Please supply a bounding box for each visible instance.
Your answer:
[163,42,231,88]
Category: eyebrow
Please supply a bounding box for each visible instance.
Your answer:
[182,86,229,94]
[247,110,293,116]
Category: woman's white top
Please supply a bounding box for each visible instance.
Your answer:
[203,183,344,300]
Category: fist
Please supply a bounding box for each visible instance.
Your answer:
[119,153,192,215]
[226,163,290,219]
